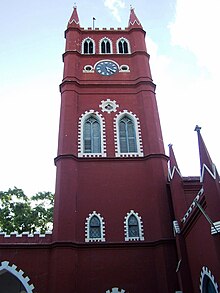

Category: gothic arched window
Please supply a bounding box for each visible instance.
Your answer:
[128,215,140,238]
[100,38,112,53]
[85,211,106,242]
[83,116,101,153]
[89,215,101,238]
[119,116,137,153]
[82,38,94,54]
[124,210,144,241]
[118,39,129,54]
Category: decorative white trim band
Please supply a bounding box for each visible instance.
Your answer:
[182,187,204,223]
[173,220,180,235]
[168,162,182,181]
[0,261,34,293]
[211,221,220,235]
[200,163,218,183]
[0,231,52,238]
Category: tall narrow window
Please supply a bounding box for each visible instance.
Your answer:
[83,116,101,153]
[128,215,140,238]
[118,39,129,53]
[89,215,101,238]
[101,38,111,53]
[119,116,137,153]
[82,38,94,54]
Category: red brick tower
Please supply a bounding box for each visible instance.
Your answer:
[52,6,178,293]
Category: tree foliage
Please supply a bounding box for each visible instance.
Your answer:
[0,187,54,234]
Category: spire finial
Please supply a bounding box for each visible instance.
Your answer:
[194,125,202,133]
[73,2,77,8]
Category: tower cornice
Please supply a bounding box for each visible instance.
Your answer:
[54,153,168,165]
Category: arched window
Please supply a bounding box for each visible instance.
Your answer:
[82,38,94,54]
[118,39,129,53]
[124,210,144,241]
[100,38,111,53]
[89,215,101,238]
[128,215,139,238]
[119,116,137,153]
[200,267,219,293]
[85,211,106,242]
[83,116,101,153]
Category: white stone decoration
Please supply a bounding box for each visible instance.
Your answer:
[83,65,94,73]
[116,37,131,54]
[200,266,219,293]
[211,221,220,235]
[173,220,180,236]
[85,211,106,242]
[99,99,119,114]
[0,261,35,293]
[81,37,95,54]
[182,187,204,223]
[78,110,107,158]
[119,65,130,72]
[106,288,126,293]
[124,210,144,241]
[114,110,144,157]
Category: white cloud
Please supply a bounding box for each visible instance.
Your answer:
[169,0,220,76]
[104,0,125,22]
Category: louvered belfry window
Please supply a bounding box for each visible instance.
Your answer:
[128,215,139,237]
[101,39,111,53]
[83,39,94,54]
[118,39,129,53]
[89,216,101,238]
[119,116,137,153]
[83,116,101,153]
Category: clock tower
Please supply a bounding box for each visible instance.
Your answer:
[52,6,178,293]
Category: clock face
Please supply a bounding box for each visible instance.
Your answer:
[95,60,119,76]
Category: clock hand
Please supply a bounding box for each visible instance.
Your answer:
[105,66,115,73]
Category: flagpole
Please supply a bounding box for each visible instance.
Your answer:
[93,17,96,30]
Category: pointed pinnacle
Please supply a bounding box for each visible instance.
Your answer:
[194,125,202,133]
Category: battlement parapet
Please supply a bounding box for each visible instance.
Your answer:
[0,231,52,244]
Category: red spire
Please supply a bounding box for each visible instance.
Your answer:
[68,6,80,28]
[168,144,182,181]
[128,7,142,28]
[195,125,219,182]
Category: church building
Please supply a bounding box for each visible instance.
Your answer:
[0,6,220,293]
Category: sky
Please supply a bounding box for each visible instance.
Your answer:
[0,0,219,196]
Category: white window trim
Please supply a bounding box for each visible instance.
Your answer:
[200,266,219,293]
[124,210,144,241]
[81,37,95,54]
[99,37,113,54]
[78,110,106,158]
[114,110,144,157]
[116,37,131,54]
[85,211,106,242]
[0,261,35,293]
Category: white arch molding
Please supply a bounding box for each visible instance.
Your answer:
[0,261,34,293]
[200,266,219,293]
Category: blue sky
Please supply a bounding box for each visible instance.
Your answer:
[0,0,219,195]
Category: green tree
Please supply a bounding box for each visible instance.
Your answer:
[0,187,54,234]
